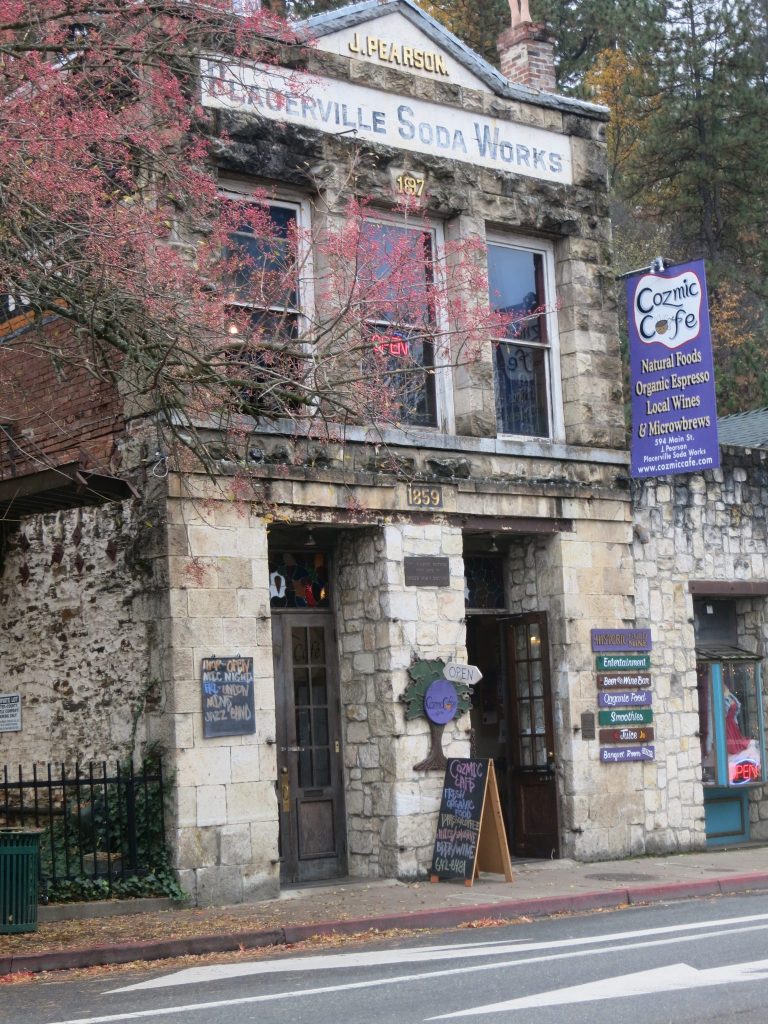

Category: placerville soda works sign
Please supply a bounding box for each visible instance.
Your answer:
[627,259,719,478]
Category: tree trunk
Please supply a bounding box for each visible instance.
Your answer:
[413,720,448,772]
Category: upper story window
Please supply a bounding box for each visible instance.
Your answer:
[487,237,562,441]
[361,219,440,429]
[222,193,310,417]
[224,199,301,340]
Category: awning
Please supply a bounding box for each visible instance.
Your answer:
[695,643,760,662]
[0,463,138,522]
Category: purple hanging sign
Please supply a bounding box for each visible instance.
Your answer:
[591,628,652,653]
[424,679,459,725]
[598,690,653,708]
[600,746,655,764]
[627,259,719,479]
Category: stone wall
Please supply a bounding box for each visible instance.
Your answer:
[215,33,623,455]
[0,499,160,767]
[506,511,644,860]
[633,447,768,846]
[157,482,278,905]
[335,522,468,879]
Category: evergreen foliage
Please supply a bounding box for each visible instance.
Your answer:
[530,0,666,91]
[422,0,509,65]
[584,0,768,413]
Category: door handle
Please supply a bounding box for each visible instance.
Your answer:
[279,746,305,753]
[280,766,291,812]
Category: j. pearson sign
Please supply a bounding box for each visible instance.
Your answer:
[627,259,719,479]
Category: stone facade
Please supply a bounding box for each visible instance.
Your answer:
[336,524,467,878]
[0,500,161,766]
[3,1,767,908]
[154,483,279,904]
[633,446,768,844]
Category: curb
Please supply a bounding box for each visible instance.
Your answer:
[4,873,768,977]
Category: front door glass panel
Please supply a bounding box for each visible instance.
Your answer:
[512,620,548,768]
[292,626,332,788]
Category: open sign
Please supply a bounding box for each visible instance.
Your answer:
[371,332,409,357]
[730,757,761,785]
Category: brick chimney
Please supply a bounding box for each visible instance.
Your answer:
[498,2,557,94]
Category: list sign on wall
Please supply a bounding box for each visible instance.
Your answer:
[592,629,655,764]
[201,657,256,738]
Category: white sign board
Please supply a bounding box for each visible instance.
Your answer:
[444,663,483,686]
[0,693,21,732]
[200,60,572,185]
[316,12,491,91]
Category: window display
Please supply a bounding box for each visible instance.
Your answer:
[696,658,765,788]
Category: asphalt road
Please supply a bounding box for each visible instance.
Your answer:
[6,893,768,1024]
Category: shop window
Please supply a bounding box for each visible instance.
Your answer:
[487,237,562,440]
[269,551,330,609]
[697,657,766,787]
[362,220,438,428]
[464,555,506,609]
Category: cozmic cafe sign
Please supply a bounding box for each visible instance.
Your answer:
[626,259,719,479]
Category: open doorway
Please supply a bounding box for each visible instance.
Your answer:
[467,613,559,858]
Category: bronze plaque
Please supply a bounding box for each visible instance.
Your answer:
[580,712,596,740]
[404,556,450,587]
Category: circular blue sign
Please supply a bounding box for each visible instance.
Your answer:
[424,679,459,725]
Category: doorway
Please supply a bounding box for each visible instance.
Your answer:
[272,612,347,884]
[467,612,560,858]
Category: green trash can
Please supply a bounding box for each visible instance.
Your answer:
[0,827,42,933]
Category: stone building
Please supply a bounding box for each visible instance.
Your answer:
[1,0,765,906]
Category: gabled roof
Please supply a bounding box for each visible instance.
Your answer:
[298,0,608,120]
[718,407,768,449]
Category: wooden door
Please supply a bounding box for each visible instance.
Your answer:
[272,612,346,883]
[505,613,560,858]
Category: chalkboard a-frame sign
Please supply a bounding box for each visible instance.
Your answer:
[201,657,256,738]
[430,758,513,886]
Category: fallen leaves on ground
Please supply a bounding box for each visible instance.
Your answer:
[4,924,429,986]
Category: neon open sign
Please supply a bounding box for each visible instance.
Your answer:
[730,758,761,785]
[371,332,409,357]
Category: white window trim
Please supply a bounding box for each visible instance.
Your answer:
[363,212,456,435]
[218,178,316,340]
[486,232,564,445]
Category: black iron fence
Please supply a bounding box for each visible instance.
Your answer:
[0,760,167,897]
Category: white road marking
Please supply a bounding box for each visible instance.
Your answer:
[428,958,768,1018]
[109,910,768,993]
[44,919,768,1024]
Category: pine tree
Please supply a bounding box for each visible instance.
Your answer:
[423,0,509,66]
[286,0,349,18]
[530,0,667,91]
[585,0,768,412]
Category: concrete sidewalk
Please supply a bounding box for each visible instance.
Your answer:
[2,845,767,976]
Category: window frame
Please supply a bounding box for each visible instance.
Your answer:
[218,181,316,419]
[219,180,315,345]
[362,212,455,434]
[486,232,564,444]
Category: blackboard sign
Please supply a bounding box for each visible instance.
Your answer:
[201,657,256,738]
[430,758,488,881]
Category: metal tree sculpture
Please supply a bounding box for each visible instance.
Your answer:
[402,659,472,771]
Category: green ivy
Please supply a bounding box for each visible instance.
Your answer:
[38,753,186,905]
